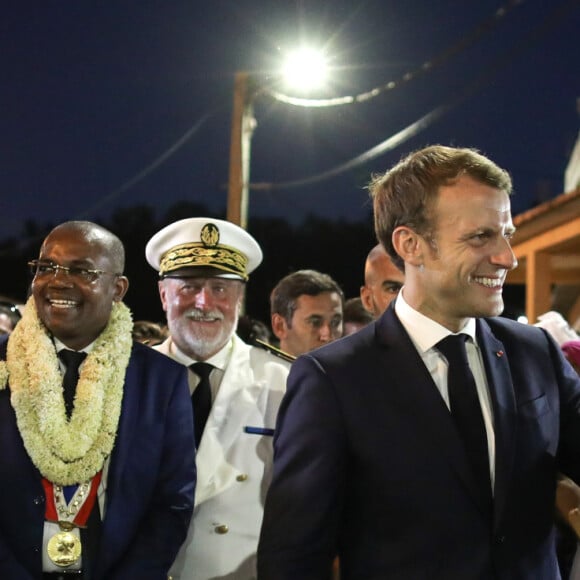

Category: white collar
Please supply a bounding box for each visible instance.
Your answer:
[54,337,94,355]
[165,335,234,372]
[394,290,477,354]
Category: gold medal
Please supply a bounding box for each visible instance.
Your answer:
[42,474,100,569]
[47,522,82,567]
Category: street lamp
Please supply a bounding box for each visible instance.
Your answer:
[281,48,329,93]
[226,49,328,229]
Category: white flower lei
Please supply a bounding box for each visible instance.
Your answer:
[0,296,133,485]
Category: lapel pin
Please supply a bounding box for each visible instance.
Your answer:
[496,350,504,358]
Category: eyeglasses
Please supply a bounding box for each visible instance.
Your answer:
[28,260,121,284]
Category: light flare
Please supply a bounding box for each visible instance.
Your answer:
[282,48,328,92]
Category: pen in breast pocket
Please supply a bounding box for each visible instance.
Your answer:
[244,426,275,436]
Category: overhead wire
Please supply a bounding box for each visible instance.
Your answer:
[77,109,218,218]
[263,0,527,108]
[3,0,576,257]
[82,0,529,215]
[251,0,580,191]
[0,108,220,254]
[51,0,578,217]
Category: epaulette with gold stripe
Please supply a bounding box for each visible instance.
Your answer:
[252,338,296,363]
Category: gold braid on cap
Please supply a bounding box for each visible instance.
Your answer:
[160,243,248,279]
[159,222,249,280]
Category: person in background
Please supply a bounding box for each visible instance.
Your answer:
[0,297,22,335]
[270,269,344,357]
[360,243,405,317]
[0,220,195,580]
[535,311,578,346]
[132,319,168,346]
[258,145,580,579]
[236,314,273,346]
[562,340,580,375]
[342,297,373,336]
[145,217,291,580]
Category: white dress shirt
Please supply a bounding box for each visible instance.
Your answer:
[394,290,496,491]
[154,336,234,401]
[42,338,108,572]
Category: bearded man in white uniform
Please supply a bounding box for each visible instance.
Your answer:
[145,217,291,580]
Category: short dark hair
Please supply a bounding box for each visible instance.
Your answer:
[132,320,168,346]
[343,297,374,326]
[270,269,344,326]
[236,315,273,344]
[368,145,513,271]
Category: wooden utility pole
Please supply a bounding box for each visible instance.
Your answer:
[227,72,256,229]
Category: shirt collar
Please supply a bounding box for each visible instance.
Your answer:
[394,289,477,354]
[53,337,94,354]
[167,335,234,372]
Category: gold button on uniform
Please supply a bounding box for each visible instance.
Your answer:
[215,524,229,534]
[236,473,248,482]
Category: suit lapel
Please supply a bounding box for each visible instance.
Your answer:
[375,308,492,515]
[100,355,138,533]
[476,319,516,530]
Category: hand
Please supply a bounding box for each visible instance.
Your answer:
[556,475,580,538]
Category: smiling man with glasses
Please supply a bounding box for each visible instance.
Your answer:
[0,220,195,580]
[27,224,129,351]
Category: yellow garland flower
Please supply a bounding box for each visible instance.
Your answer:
[3,296,133,485]
[0,361,7,390]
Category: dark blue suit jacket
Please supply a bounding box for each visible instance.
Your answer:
[258,307,580,580]
[0,338,196,580]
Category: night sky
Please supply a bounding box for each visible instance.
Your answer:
[2,0,579,242]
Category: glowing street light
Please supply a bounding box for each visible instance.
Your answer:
[281,48,329,92]
[227,49,329,228]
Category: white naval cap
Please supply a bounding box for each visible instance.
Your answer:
[145,217,263,281]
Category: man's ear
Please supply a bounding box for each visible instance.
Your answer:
[360,285,373,313]
[271,313,288,341]
[158,280,169,313]
[113,276,129,302]
[392,226,424,268]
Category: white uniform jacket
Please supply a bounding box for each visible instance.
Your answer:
[156,334,291,580]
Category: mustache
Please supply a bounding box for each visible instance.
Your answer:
[184,308,224,322]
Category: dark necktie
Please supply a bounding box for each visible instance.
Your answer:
[58,349,87,420]
[58,349,101,577]
[437,335,491,504]
[190,362,214,447]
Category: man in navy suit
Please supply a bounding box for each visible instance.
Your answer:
[257,145,580,579]
[0,221,196,579]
